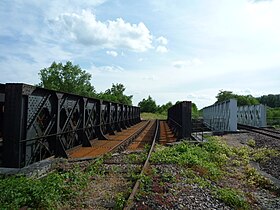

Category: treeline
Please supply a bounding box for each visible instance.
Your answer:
[215,90,280,108]
[257,94,280,108]
[138,96,200,118]
[215,90,259,106]
[38,61,133,105]
[38,62,279,121]
[39,61,201,118]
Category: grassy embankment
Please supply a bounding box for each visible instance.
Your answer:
[140,112,167,120]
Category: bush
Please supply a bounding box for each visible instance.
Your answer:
[215,188,249,209]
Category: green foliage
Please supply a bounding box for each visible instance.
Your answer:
[150,137,233,180]
[215,90,259,106]
[86,158,105,176]
[98,83,133,105]
[267,107,280,127]
[125,152,147,163]
[267,107,280,118]
[149,136,278,209]
[138,174,153,193]
[231,146,252,165]
[257,94,280,108]
[160,172,175,183]
[140,112,167,120]
[247,139,256,147]
[38,61,95,97]
[138,96,158,113]
[191,176,212,188]
[192,103,201,119]
[214,188,249,209]
[157,101,173,115]
[0,159,109,209]
[245,166,272,188]
[114,192,126,210]
[0,169,88,209]
[251,147,279,162]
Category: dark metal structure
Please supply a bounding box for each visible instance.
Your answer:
[0,84,5,167]
[167,101,192,139]
[1,83,140,168]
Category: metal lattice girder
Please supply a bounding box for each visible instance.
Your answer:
[203,99,237,132]
[0,84,5,139]
[237,104,267,127]
[167,101,192,139]
[2,83,141,168]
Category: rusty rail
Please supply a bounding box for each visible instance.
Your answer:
[124,119,159,210]
[158,120,176,145]
[68,121,151,160]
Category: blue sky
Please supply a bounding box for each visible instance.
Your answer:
[0,0,279,108]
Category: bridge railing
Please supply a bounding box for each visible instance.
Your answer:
[167,101,192,139]
[1,83,140,168]
[237,104,266,127]
[203,99,237,132]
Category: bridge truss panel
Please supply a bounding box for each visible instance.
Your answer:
[203,99,237,132]
[2,83,141,168]
[167,101,192,139]
[237,104,266,127]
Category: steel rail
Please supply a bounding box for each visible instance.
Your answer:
[260,128,280,135]
[238,124,280,140]
[68,120,151,160]
[124,119,159,210]
[108,120,151,154]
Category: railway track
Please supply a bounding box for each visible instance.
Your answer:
[238,124,280,140]
[68,120,151,159]
[260,127,280,135]
[126,120,157,151]
[124,119,159,209]
[159,120,176,145]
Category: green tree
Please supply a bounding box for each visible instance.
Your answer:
[257,94,280,108]
[157,101,173,114]
[215,90,259,106]
[138,96,158,113]
[192,103,200,119]
[38,61,95,97]
[98,83,133,105]
[215,90,235,103]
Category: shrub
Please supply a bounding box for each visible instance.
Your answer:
[215,188,249,209]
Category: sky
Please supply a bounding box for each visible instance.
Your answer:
[0,0,279,108]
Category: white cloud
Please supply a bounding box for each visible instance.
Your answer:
[156,45,168,53]
[172,60,186,69]
[106,50,118,57]
[191,58,203,65]
[50,10,153,52]
[90,65,124,75]
[249,0,272,3]
[156,36,168,45]
[172,58,202,68]
[142,75,157,81]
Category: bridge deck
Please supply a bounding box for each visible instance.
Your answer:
[68,121,147,159]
